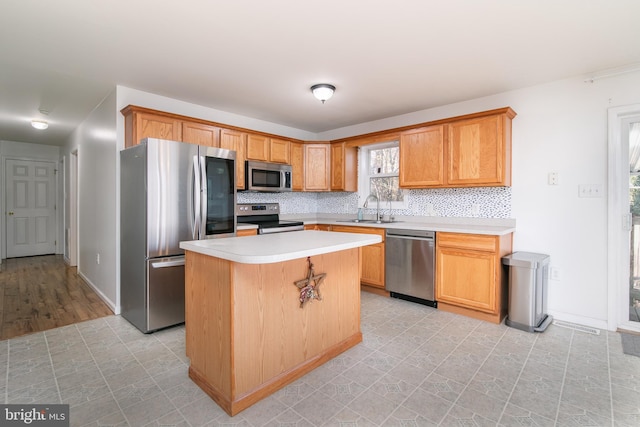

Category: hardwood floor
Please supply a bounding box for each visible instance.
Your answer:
[0,254,113,340]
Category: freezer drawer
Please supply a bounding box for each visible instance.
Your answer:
[147,256,186,332]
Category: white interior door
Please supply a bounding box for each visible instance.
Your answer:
[5,159,57,258]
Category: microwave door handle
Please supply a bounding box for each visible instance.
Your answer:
[191,155,201,239]
[199,155,207,238]
[281,170,286,189]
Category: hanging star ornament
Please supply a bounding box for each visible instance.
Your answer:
[294,257,326,308]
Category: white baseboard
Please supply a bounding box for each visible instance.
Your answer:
[77,271,118,314]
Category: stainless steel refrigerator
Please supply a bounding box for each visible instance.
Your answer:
[120,138,236,333]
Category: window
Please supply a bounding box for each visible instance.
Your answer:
[358,141,408,209]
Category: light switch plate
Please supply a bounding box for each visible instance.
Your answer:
[578,184,603,198]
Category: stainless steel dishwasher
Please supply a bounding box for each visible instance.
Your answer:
[385,229,437,307]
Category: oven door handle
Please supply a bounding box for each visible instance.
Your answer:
[259,225,305,234]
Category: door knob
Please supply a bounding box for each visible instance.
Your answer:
[7,211,14,215]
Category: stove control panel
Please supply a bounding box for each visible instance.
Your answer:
[237,203,280,216]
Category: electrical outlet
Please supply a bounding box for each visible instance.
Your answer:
[548,172,559,185]
[550,266,560,280]
[96,253,100,265]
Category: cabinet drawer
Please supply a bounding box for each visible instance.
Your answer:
[437,232,497,252]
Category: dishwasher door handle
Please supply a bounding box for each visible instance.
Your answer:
[387,234,434,243]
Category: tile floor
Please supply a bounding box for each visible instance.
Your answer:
[2,292,640,426]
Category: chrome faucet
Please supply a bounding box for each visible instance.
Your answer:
[363,193,380,222]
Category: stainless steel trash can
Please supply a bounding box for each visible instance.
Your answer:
[502,252,553,332]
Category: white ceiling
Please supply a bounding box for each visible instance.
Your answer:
[1,0,639,146]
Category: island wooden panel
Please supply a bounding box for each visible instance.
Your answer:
[185,247,362,416]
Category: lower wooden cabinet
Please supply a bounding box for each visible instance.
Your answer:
[328,225,385,289]
[435,232,512,323]
[236,228,257,237]
[304,224,331,231]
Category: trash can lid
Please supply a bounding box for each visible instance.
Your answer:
[502,251,550,268]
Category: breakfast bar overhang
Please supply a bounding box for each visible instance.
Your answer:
[179,230,382,416]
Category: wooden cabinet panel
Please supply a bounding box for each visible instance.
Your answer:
[122,106,182,148]
[182,122,220,147]
[361,244,385,288]
[436,246,496,313]
[236,228,257,237]
[246,135,291,164]
[304,144,330,191]
[330,225,385,288]
[290,142,304,191]
[246,134,270,161]
[447,112,512,186]
[435,232,512,323]
[399,125,445,187]
[436,232,497,252]
[220,129,247,190]
[330,142,357,191]
[270,138,290,164]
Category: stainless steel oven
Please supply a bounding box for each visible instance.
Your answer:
[244,161,292,192]
[236,203,303,234]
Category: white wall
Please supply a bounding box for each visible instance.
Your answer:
[0,140,62,260]
[319,72,640,329]
[63,90,118,312]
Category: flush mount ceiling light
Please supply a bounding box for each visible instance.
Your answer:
[31,120,48,130]
[310,84,335,104]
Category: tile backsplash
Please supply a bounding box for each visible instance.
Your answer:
[238,187,511,218]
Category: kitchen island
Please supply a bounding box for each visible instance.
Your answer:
[179,230,382,416]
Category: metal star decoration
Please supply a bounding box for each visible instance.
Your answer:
[294,257,326,308]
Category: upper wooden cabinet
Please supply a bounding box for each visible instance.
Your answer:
[330,142,357,192]
[399,125,445,188]
[290,142,304,191]
[447,109,515,186]
[220,129,247,190]
[304,144,331,191]
[269,138,290,164]
[122,106,182,148]
[246,134,270,161]
[181,122,220,147]
[246,134,291,164]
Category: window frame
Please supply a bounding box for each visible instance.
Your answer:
[357,141,409,210]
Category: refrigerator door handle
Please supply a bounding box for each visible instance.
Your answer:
[199,155,207,238]
[151,257,186,268]
[191,155,201,239]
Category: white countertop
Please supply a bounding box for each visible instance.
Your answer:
[180,230,382,264]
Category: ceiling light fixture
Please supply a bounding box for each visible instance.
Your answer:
[31,120,48,130]
[311,84,335,104]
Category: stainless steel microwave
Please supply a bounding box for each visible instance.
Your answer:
[244,160,292,192]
